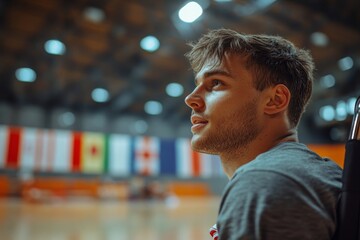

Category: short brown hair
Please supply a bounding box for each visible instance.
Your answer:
[185,29,314,127]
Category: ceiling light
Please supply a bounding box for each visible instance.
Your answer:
[335,100,347,121]
[144,101,163,115]
[83,7,105,23]
[91,88,109,103]
[319,74,335,88]
[15,67,36,82]
[44,39,66,55]
[319,105,335,122]
[310,32,329,47]
[58,111,75,127]
[178,2,203,23]
[338,56,354,71]
[140,35,160,52]
[166,83,184,97]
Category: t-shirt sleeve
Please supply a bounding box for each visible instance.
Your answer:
[217,170,335,240]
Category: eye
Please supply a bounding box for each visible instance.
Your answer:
[211,79,222,88]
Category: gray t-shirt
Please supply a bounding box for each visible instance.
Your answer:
[217,142,342,240]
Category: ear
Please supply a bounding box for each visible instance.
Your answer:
[264,84,291,115]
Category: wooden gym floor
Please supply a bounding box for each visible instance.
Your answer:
[0,196,221,240]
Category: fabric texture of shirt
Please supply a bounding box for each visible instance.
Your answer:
[217,142,342,240]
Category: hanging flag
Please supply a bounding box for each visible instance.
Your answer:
[132,136,160,176]
[34,129,52,172]
[81,132,106,174]
[71,132,82,172]
[175,138,200,177]
[175,138,223,178]
[0,125,8,168]
[200,153,224,177]
[51,130,72,172]
[5,126,22,169]
[19,127,38,171]
[108,133,132,176]
[19,127,74,173]
[159,138,177,175]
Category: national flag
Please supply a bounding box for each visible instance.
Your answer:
[71,132,82,172]
[108,133,132,176]
[51,130,72,172]
[175,138,201,177]
[19,127,38,171]
[35,129,53,172]
[0,125,8,168]
[175,138,223,178]
[81,132,106,174]
[159,138,177,175]
[21,128,71,173]
[4,126,22,169]
[199,153,223,177]
[132,136,160,176]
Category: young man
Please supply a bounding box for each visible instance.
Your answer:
[184,29,342,239]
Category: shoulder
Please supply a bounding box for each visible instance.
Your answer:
[218,170,336,239]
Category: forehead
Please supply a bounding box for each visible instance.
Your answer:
[195,53,248,80]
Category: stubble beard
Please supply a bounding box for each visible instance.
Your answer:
[191,98,260,155]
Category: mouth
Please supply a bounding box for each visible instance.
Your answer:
[191,115,208,133]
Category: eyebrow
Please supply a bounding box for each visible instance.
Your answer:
[195,69,233,86]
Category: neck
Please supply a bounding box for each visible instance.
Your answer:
[220,129,298,179]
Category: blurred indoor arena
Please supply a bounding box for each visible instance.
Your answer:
[0,0,359,239]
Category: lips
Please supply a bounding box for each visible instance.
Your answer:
[191,115,208,133]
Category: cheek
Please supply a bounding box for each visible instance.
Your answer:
[205,92,232,110]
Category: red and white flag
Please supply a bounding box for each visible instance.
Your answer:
[19,127,38,171]
[3,126,22,169]
[133,136,160,176]
[175,138,223,178]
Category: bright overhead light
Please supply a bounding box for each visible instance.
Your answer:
[310,32,329,47]
[44,39,66,55]
[338,56,354,71]
[91,88,109,103]
[178,2,203,23]
[166,83,184,97]
[140,35,160,52]
[319,74,335,88]
[335,100,347,121]
[319,105,335,122]
[15,67,37,82]
[58,111,75,127]
[144,101,163,115]
[83,7,105,23]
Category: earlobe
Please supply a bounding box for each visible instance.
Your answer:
[264,84,291,115]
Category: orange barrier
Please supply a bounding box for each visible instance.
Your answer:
[21,177,101,202]
[308,144,345,168]
[68,179,100,198]
[168,182,211,197]
[0,176,10,197]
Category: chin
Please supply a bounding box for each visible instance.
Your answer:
[190,135,212,154]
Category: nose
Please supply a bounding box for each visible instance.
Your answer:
[185,89,205,112]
